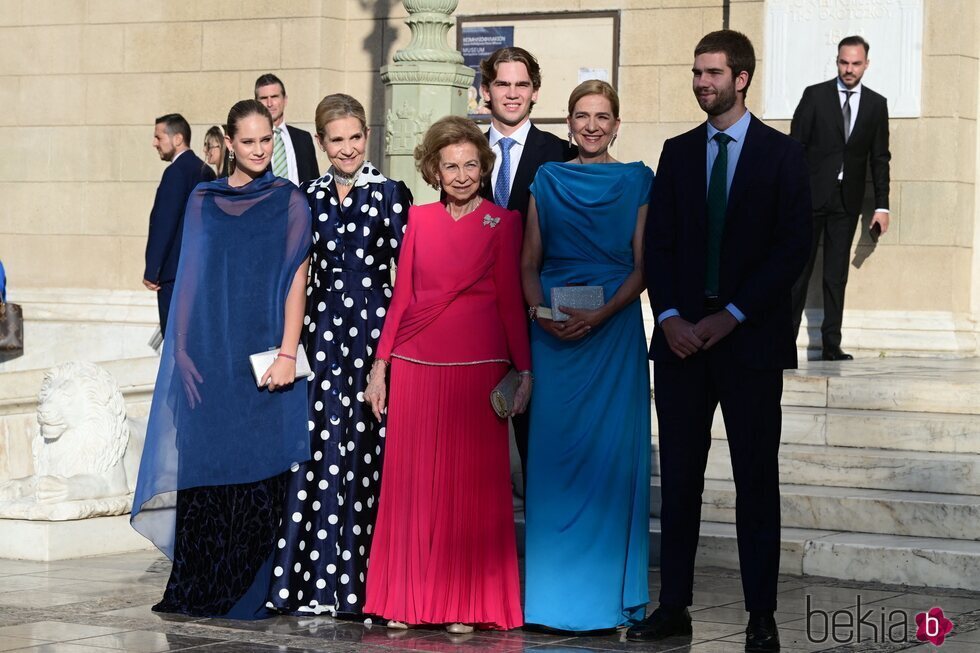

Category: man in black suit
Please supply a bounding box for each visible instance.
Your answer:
[790,36,891,361]
[144,113,216,335]
[628,31,811,652]
[254,73,319,185]
[476,46,575,489]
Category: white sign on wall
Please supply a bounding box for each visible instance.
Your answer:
[764,0,923,120]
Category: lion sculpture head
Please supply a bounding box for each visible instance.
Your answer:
[32,361,129,478]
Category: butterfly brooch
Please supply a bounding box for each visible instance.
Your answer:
[482,215,500,228]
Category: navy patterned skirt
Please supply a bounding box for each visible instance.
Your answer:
[153,474,286,619]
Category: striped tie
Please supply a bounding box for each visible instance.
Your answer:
[273,126,288,178]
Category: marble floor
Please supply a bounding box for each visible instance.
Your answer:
[0,552,977,652]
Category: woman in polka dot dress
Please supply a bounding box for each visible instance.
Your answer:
[268,94,411,618]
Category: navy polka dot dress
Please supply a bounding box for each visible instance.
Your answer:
[268,164,411,617]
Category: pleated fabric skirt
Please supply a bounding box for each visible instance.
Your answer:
[363,358,522,630]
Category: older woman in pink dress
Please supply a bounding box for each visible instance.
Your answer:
[363,116,532,632]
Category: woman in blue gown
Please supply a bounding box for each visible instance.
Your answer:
[132,99,312,619]
[521,80,654,632]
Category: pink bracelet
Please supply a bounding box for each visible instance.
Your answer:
[277,352,296,361]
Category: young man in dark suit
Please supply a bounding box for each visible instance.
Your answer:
[255,73,319,185]
[476,46,575,490]
[143,113,216,335]
[790,36,891,361]
[629,31,811,652]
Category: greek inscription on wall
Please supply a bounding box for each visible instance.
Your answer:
[764,0,922,119]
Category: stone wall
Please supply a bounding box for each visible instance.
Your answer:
[1,0,978,358]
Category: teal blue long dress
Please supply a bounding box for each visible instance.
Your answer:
[524,161,654,632]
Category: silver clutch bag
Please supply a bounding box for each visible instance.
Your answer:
[249,343,313,387]
[550,285,604,321]
[490,368,520,418]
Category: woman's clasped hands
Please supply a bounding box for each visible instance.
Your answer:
[538,305,605,341]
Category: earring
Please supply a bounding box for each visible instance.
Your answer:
[227,150,235,161]
[568,131,575,148]
[610,133,618,146]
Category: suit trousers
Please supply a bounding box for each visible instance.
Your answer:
[157,280,175,337]
[791,186,859,350]
[654,343,783,612]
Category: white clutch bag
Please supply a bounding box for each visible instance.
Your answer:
[248,344,313,387]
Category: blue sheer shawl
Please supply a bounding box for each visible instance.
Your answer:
[132,172,313,558]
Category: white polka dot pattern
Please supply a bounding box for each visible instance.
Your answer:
[269,169,411,617]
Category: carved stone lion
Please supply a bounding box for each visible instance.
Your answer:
[0,361,145,520]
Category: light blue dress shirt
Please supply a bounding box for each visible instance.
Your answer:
[657,110,752,326]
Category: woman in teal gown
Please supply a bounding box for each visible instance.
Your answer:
[522,80,654,632]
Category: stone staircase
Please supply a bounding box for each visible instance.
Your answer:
[650,357,980,590]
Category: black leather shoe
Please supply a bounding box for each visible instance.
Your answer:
[625,606,692,641]
[821,347,853,361]
[745,612,780,652]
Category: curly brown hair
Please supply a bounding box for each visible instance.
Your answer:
[414,116,495,189]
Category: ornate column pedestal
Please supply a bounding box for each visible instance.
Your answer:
[382,0,474,202]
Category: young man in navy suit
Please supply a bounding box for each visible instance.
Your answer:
[476,46,575,492]
[630,31,811,652]
[143,114,215,335]
[255,73,320,186]
[790,36,891,361]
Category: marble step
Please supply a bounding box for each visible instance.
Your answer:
[650,405,980,455]
[653,359,980,414]
[649,478,980,541]
[647,519,980,591]
[685,441,980,495]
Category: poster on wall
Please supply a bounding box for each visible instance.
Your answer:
[461,26,514,118]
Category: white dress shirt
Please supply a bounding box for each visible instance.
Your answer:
[489,119,533,198]
[837,78,862,138]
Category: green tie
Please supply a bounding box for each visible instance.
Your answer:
[273,126,288,178]
[705,132,732,297]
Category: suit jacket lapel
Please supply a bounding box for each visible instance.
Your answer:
[479,128,495,202]
[508,123,542,210]
[850,87,874,139]
[824,79,846,141]
[725,116,760,223]
[688,123,709,231]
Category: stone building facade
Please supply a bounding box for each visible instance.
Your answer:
[1,0,978,371]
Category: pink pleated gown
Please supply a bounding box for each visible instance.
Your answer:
[364,200,530,630]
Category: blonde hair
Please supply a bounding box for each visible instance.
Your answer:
[414,116,494,189]
[567,79,620,119]
[315,94,368,137]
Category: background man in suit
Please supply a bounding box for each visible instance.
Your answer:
[790,36,891,361]
[254,73,319,185]
[476,46,575,491]
[629,31,811,652]
[143,113,216,335]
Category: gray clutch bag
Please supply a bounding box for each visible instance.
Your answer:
[550,285,604,321]
[490,368,520,418]
[249,344,313,387]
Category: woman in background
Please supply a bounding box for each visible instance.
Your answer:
[363,116,530,632]
[203,125,229,177]
[269,94,412,619]
[522,80,654,633]
[132,99,312,619]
